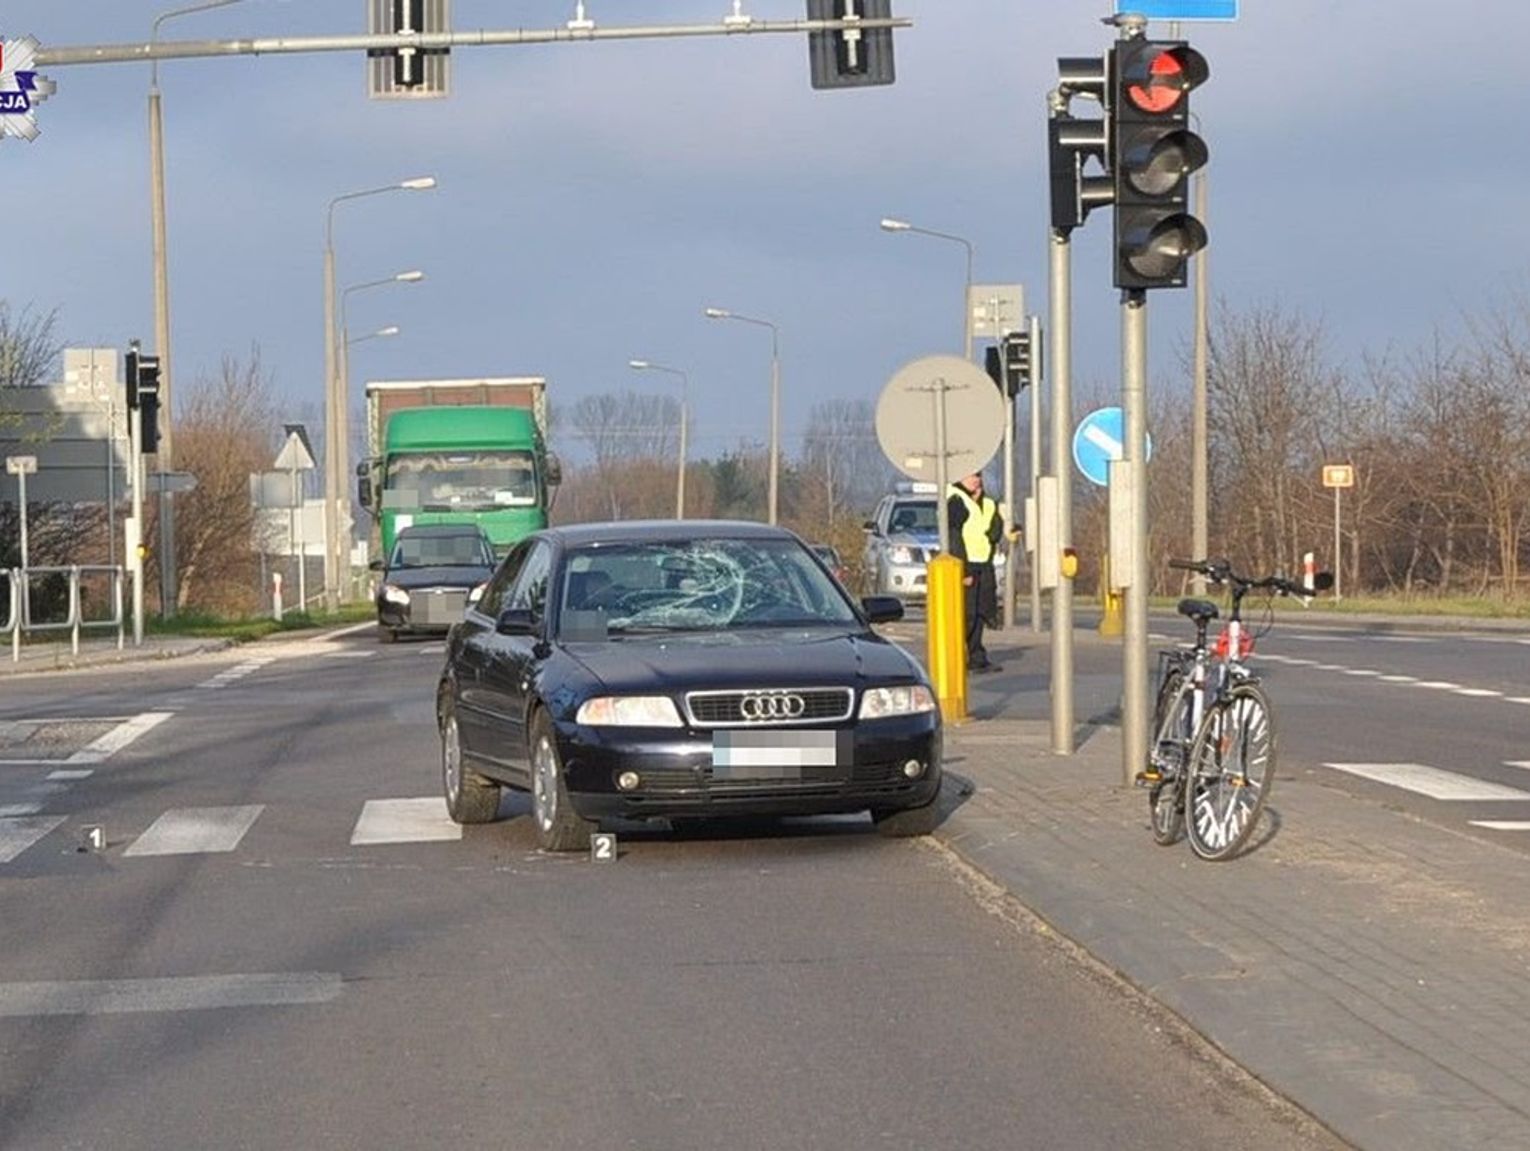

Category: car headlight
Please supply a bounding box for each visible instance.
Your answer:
[467,582,487,605]
[382,584,411,606]
[858,684,936,719]
[575,696,683,727]
[888,545,915,565]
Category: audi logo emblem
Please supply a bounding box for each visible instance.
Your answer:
[739,693,807,721]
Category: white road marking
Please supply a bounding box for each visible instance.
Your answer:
[1506,761,1530,770]
[0,972,342,1017]
[67,711,173,765]
[1378,674,1418,683]
[350,797,462,846]
[1412,681,1461,690]
[0,803,42,817]
[1469,821,1530,831]
[1288,634,1352,643]
[1509,697,1530,706]
[1454,688,1502,698]
[0,816,66,864]
[1343,669,1381,676]
[1324,762,1530,801]
[123,805,264,856]
[322,650,374,659]
[47,768,94,781]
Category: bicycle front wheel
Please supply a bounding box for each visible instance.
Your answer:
[1148,669,1193,845]
[1185,681,1276,861]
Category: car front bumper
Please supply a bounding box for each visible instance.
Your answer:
[553,713,943,822]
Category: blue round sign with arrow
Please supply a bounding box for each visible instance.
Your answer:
[1072,406,1151,487]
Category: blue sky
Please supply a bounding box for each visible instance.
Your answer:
[6,1,1530,462]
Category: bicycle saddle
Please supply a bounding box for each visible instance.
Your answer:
[1176,597,1220,624]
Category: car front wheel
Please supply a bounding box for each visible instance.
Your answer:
[530,711,596,852]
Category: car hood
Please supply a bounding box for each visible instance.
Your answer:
[382,564,493,591]
[887,530,941,553]
[560,627,925,693]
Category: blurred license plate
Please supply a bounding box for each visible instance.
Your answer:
[711,730,846,779]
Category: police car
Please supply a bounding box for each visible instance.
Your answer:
[861,481,1007,603]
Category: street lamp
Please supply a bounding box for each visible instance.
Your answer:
[628,359,689,519]
[323,177,435,611]
[349,325,401,346]
[703,307,780,525]
[149,0,248,617]
[340,270,423,432]
[879,217,975,361]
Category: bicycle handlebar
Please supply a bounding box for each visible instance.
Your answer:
[1167,557,1334,600]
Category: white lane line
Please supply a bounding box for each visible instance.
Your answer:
[47,768,94,781]
[1509,698,1530,706]
[1469,821,1530,831]
[1343,669,1382,677]
[0,803,43,818]
[1378,674,1418,683]
[1412,681,1461,690]
[322,651,374,659]
[1506,761,1530,770]
[350,797,462,846]
[0,972,342,1017]
[1288,634,1352,643]
[1454,688,1503,698]
[0,816,66,864]
[68,711,173,765]
[1324,762,1530,802]
[123,805,264,856]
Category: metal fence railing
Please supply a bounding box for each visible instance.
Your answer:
[2,565,126,662]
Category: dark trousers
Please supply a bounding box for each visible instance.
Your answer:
[964,562,997,666]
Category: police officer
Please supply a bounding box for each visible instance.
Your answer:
[947,471,1008,673]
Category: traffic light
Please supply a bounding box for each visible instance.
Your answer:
[126,348,162,454]
[1110,37,1208,290]
[367,0,450,98]
[1050,56,1112,235]
[984,332,1035,399]
[807,0,895,89]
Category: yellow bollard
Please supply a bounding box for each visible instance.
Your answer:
[925,554,967,723]
[1098,550,1124,637]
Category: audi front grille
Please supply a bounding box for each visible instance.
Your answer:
[684,687,854,728]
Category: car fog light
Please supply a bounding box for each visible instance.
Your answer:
[616,770,641,792]
[902,759,925,780]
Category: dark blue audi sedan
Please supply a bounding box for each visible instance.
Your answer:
[436,521,943,851]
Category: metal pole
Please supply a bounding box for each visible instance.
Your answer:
[130,405,145,645]
[1028,313,1043,633]
[1049,230,1075,755]
[16,469,29,572]
[1122,290,1150,787]
[677,392,688,519]
[1002,391,1016,630]
[149,84,179,617]
[322,242,338,613]
[768,329,780,526]
[1191,124,1209,593]
[962,246,974,362]
[1334,486,1346,603]
[933,378,951,558]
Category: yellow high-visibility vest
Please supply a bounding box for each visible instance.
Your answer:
[949,485,999,564]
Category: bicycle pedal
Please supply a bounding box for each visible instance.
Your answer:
[1134,769,1162,787]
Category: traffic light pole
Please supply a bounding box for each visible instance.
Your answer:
[129,404,145,646]
[1028,313,1043,634]
[1121,289,1150,787]
[1048,227,1075,756]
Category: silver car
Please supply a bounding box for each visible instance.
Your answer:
[861,486,1008,604]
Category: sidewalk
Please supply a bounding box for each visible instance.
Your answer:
[0,633,235,676]
[937,628,1530,1151]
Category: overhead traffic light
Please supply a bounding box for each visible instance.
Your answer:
[1110,37,1208,290]
[807,0,895,89]
[368,0,450,98]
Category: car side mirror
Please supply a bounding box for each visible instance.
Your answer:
[861,595,904,625]
[862,519,878,534]
[368,558,384,572]
[495,606,539,636]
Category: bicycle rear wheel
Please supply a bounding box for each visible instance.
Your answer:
[1148,669,1193,845]
[1185,681,1276,861]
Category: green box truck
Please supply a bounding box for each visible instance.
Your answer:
[356,378,560,561]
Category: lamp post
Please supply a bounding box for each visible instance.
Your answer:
[339,271,422,453]
[880,217,975,361]
[149,0,246,616]
[628,359,689,519]
[703,307,780,525]
[323,177,435,611]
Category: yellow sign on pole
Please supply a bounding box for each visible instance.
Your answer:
[1321,463,1355,488]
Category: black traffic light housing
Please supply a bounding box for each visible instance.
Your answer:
[125,345,162,454]
[807,0,895,89]
[1111,37,1209,290]
[1050,56,1113,235]
[984,331,1035,399]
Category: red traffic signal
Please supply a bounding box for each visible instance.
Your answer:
[1111,38,1209,291]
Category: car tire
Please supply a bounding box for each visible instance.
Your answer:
[529,710,595,852]
[441,704,500,824]
[871,793,941,838]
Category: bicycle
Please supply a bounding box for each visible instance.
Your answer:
[1137,558,1333,861]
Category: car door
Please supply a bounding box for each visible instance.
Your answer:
[477,539,553,780]
[452,541,530,758]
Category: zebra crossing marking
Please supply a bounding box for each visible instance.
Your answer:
[1470,821,1530,831]
[67,711,173,764]
[123,805,265,856]
[0,816,66,864]
[350,797,462,846]
[1324,762,1530,802]
[0,972,342,1018]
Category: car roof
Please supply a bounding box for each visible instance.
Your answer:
[539,520,799,548]
[394,524,491,539]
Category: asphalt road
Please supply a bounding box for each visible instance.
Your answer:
[1,633,1348,1151]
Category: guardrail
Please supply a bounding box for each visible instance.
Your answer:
[2,565,126,662]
